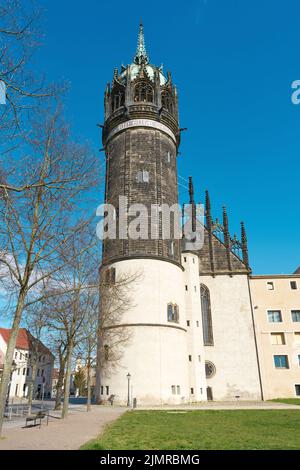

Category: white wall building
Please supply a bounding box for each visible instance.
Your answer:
[95,24,297,405]
[0,328,54,400]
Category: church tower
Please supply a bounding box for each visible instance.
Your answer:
[97,23,205,405]
[102,21,180,265]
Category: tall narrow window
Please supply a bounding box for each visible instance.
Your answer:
[134,82,153,103]
[161,90,173,113]
[111,89,125,112]
[168,240,175,257]
[200,284,214,346]
[167,303,179,323]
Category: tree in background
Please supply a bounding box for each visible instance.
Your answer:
[0,0,60,141]
[73,368,86,397]
[0,105,99,435]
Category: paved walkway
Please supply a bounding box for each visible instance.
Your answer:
[0,405,125,450]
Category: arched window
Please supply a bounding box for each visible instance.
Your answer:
[161,90,173,113]
[200,284,214,346]
[111,89,125,112]
[104,344,109,361]
[167,303,179,323]
[134,81,154,103]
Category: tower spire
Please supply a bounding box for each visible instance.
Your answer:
[188,177,196,233]
[205,190,215,275]
[134,20,149,65]
[223,206,232,274]
[241,221,250,270]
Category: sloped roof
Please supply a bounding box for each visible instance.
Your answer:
[0,328,53,357]
[183,226,249,275]
[294,266,300,274]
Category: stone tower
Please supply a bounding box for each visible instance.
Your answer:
[97,23,198,405]
[102,21,181,266]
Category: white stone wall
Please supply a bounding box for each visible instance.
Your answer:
[100,258,190,405]
[182,253,207,401]
[200,274,262,401]
[0,336,53,400]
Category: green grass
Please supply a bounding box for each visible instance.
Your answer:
[81,410,300,450]
[270,398,300,406]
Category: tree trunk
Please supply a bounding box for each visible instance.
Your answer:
[87,358,91,412]
[0,288,26,436]
[61,342,73,419]
[27,361,38,416]
[54,355,66,410]
[95,331,102,405]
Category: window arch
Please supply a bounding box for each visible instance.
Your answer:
[161,90,173,113]
[167,303,179,323]
[200,284,214,346]
[134,81,154,103]
[111,89,125,112]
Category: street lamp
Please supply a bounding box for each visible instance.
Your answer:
[126,373,131,407]
[5,360,17,408]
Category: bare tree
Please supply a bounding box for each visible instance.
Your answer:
[41,228,100,419]
[51,337,67,411]
[74,295,99,412]
[23,303,53,415]
[0,105,99,435]
[0,0,60,140]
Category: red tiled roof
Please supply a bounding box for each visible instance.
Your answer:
[0,328,54,357]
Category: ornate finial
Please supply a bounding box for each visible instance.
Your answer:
[188,177,194,204]
[241,221,250,270]
[134,20,149,65]
[205,190,211,216]
[223,206,232,273]
[188,177,196,233]
[222,206,229,232]
[205,190,215,275]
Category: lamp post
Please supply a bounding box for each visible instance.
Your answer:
[5,360,17,409]
[126,373,131,407]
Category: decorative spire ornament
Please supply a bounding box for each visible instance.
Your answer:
[205,190,215,275]
[188,177,196,233]
[241,221,250,270]
[134,20,149,65]
[223,206,232,274]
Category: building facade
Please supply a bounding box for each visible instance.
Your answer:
[0,328,54,400]
[250,274,300,399]
[96,24,299,404]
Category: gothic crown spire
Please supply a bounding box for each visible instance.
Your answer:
[134,20,149,65]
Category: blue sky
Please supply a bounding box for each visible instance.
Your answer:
[34,0,300,275]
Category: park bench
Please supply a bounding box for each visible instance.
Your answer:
[25,410,49,428]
